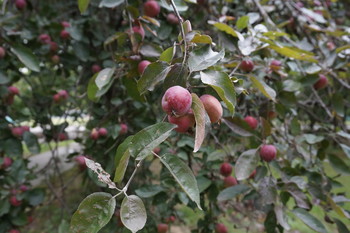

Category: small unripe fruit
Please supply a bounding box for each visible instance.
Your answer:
[61,21,70,28]
[132,26,145,39]
[11,127,24,137]
[167,13,179,25]
[270,60,282,71]
[9,196,22,206]
[215,223,228,233]
[240,60,254,72]
[92,64,101,74]
[138,60,151,74]
[220,162,232,177]
[168,114,195,133]
[260,144,277,162]
[51,55,60,64]
[49,42,58,52]
[74,155,87,170]
[183,20,192,34]
[244,116,258,130]
[162,86,192,116]
[8,86,19,95]
[120,124,128,135]
[200,94,223,123]
[15,0,27,10]
[38,34,51,44]
[60,30,70,39]
[90,128,99,140]
[1,157,13,169]
[313,74,328,90]
[98,128,108,137]
[0,47,6,59]
[224,176,238,188]
[157,223,168,233]
[144,0,160,18]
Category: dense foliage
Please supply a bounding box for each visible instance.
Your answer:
[0,0,350,232]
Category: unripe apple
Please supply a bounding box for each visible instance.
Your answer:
[20,185,28,192]
[98,128,108,137]
[0,47,6,59]
[120,123,128,135]
[49,41,58,52]
[1,157,13,169]
[38,34,51,44]
[138,60,151,74]
[60,30,70,39]
[200,94,223,123]
[92,64,101,74]
[240,59,254,72]
[74,155,87,170]
[61,21,70,28]
[9,196,22,206]
[8,229,20,233]
[165,215,176,223]
[220,162,232,177]
[244,116,258,130]
[157,223,168,233]
[215,223,228,233]
[260,144,277,162]
[313,74,328,90]
[132,26,145,39]
[58,90,69,100]
[8,86,19,95]
[270,60,282,71]
[224,176,238,188]
[51,55,60,64]
[58,132,68,141]
[144,0,160,18]
[15,0,27,10]
[90,128,99,140]
[168,114,195,133]
[162,86,192,116]
[11,127,24,137]
[167,13,179,25]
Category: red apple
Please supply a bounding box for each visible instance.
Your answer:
[240,59,254,72]
[132,26,145,39]
[8,86,19,95]
[74,155,87,170]
[224,176,238,188]
[167,13,179,25]
[49,41,58,52]
[244,116,258,130]
[98,128,108,137]
[119,123,128,135]
[200,94,223,123]
[38,34,51,44]
[313,74,328,90]
[60,30,70,39]
[220,162,232,177]
[260,144,277,162]
[165,215,176,223]
[9,196,22,206]
[162,86,192,116]
[90,128,99,140]
[144,0,160,18]
[11,127,24,137]
[15,0,27,10]
[53,93,61,103]
[20,185,28,192]
[27,215,34,224]
[168,114,195,133]
[21,126,30,132]
[0,46,6,59]
[61,21,70,28]
[138,60,151,74]
[326,42,335,51]
[8,229,20,233]
[215,223,228,233]
[58,90,69,100]
[92,64,101,74]
[270,60,282,71]
[1,157,13,169]
[157,223,168,233]
[153,147,161,154]
[51,55,60,64]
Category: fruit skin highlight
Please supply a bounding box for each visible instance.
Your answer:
[162,86,192,116]
[200,94,223,123]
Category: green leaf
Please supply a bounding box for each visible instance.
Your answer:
[137,62,172,94]
[263,31,289,40]
[78,0,90,13]
[292,208,328,233]
[188,45,225,72]
[114,136,134,183]
[11,45,40,72]
[236,16,249,30]
[95,68,115,90]
[213,22,239,38]
[248,75,276,101]
[120,195,147,233]
[159,0,188,12]
[274,205,291,231]
[334,218,350,233]
[191,93,209,153]
[221,117,253,137]
[264,210,277,233]
[269,45,318,63]
[87,73,100,102]
[5,138,22,157]
[99,0,123,8]
[129,122,176,160]
[217,184,251,201]
[328,154,350,175]
[27,188,45,206]
[196,176,212,193]
[70,192,116,233]
[235,149,259,181]
[0,71,9,85]
[23,131,40,154]
[200,70,236,115]
[160,153,202,210]
[163,63,188,89]
[135,185,164,198]
[261,118,271,138]
[336,45,350,54]
[159,46,175,63]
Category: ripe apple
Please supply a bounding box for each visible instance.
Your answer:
[38,34,51,44]
[8,86,19,95]
[166,215,176,223]
[167,13,179,25]
[60,30,70,39]
[244,116,258,130]
[74,155,87,170]
[90,128,99,140]
[138,60,151,74]
[168,114,195,133]
[220,162,232,177]
[215,223,228,233]
[98,128,108,137]
[15,0,27,10]
[240,59,254,72]
[58,90,69,100]
[313,74,328,90]
[200,94,223,123]
[53,93,61,103]
[20,185,28,192]
[270,60,282,71]
[51,55,60,64]
[11,127,24,137]
[61,21,70,28]
[120,123,128,135]
[162,86,192,116]
[0,46,6,59]
[144,0,160,18]
[260,144,277,162]
[49,41,58,52]
[132,26,145,39]
[157,223,168,233]
[224,176,238,188]
[1,157,13,169]
[9,196,22,206]
[92,64,101,74]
